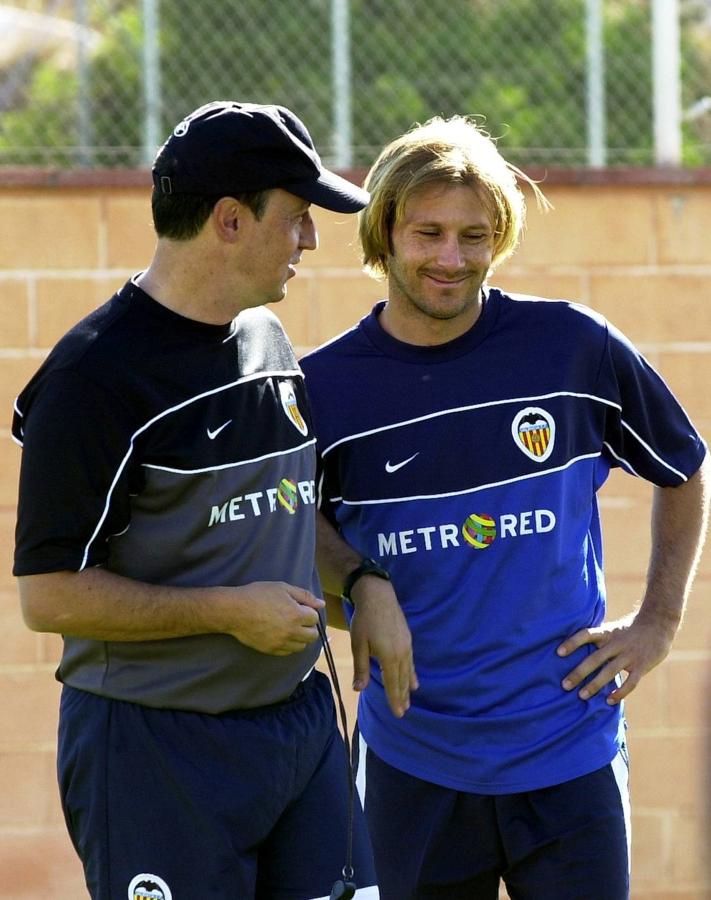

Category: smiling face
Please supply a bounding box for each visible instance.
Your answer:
[382,181,495,345]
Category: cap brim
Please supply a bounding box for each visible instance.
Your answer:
[288,167,370,213]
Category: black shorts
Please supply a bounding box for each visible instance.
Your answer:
[58,671,378,899]
[356,732,630,900]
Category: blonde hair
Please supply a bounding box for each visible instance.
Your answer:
[359,115,549,278]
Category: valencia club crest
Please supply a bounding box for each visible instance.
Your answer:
[511,407,555,463]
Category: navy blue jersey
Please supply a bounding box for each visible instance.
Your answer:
[301,288,705,793]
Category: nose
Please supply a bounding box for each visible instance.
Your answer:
[299,211,318,251]
[435,236,464,270]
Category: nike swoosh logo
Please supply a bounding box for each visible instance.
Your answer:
[385,452,420,474]
[207,419,233,440]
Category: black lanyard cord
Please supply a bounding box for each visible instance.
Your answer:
[316,617,358,899]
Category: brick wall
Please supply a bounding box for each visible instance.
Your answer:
[1,172,709,899]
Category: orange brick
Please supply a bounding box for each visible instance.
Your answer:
[0,749,61,825]
[493,272,586,304]
[629,811,666,882]
[0,509,17,590]
[515,187,654,267]
[655,188,711,265]
[0,672,61,745]
[0,588,38,664]
[667,811,711,884]
[674,577,711,651]
[0,434,21,508]
[603,575,647,622]
[306,209,363,269]
[269,274,314,347]
[309,272,385,347]
[664,656,711,730]
[598,495,653,578]
[623,662,666,730]
[104,190,155,269]
[628,733,705,808]
[39,631,65,666]
[0,193,101,269]
[0,356,45,424]
[656,351,711,427]
[589,273,711,345]
[0,280,29,348]
[0,827,85,899]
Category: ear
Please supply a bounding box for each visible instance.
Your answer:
[212,196,243,244]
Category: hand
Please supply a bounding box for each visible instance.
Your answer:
[557,611,678,704]
[227,582,325,656]
[350,575,418,718]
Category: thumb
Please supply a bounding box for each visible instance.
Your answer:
[290,586,325,610]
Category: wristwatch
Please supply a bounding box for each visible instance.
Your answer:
[340,557,390,605]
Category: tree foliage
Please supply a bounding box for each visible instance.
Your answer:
[0,0,709,167]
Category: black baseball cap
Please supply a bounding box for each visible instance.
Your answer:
[152,100,369,213]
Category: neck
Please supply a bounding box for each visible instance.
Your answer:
[378,291,484,346]
[136,240,238,326]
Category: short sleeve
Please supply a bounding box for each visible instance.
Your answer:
[14,369,140,575]
[597,321,706,486]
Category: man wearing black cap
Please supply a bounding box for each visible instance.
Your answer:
[12,102,378,900]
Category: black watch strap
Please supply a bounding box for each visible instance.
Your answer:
[340,557,390,605]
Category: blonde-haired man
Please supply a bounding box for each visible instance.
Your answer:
[301,116,708,900]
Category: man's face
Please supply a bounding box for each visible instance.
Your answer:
[236,188,318,307]
[386,182,495,338]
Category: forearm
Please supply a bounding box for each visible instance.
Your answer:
[315,510,363,596]
[639,454,710,630]
[18,568,233,640]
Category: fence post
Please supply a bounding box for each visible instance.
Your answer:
[76,0,93,166]
[585,0,606,167]
[331,0,352,168]
[652,0,681,166]
[142,0,162,166]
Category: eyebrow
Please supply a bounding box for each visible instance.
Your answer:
[412,219,491,229]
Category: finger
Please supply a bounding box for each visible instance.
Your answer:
[556,628,598,658]
[296,606,321,627]
[409,663,420,692]
[575,659,627,699]
[381,661,408,718]
[291,587,326,610]
[606,672,637,704]
[561,649,607,691]
[351,634,371,693]
[297,624,320,644]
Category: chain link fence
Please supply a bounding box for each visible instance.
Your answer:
[1,0,710,170]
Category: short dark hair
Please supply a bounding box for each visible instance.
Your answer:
[150,189,271,240]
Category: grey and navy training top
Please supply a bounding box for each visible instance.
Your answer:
[13,280,322,712]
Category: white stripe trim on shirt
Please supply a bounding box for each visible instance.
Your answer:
[142,438,316,475]
[321,390,622,457]
[329,452,602,507]
[321,388,688,482]
[79,368,302,570]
